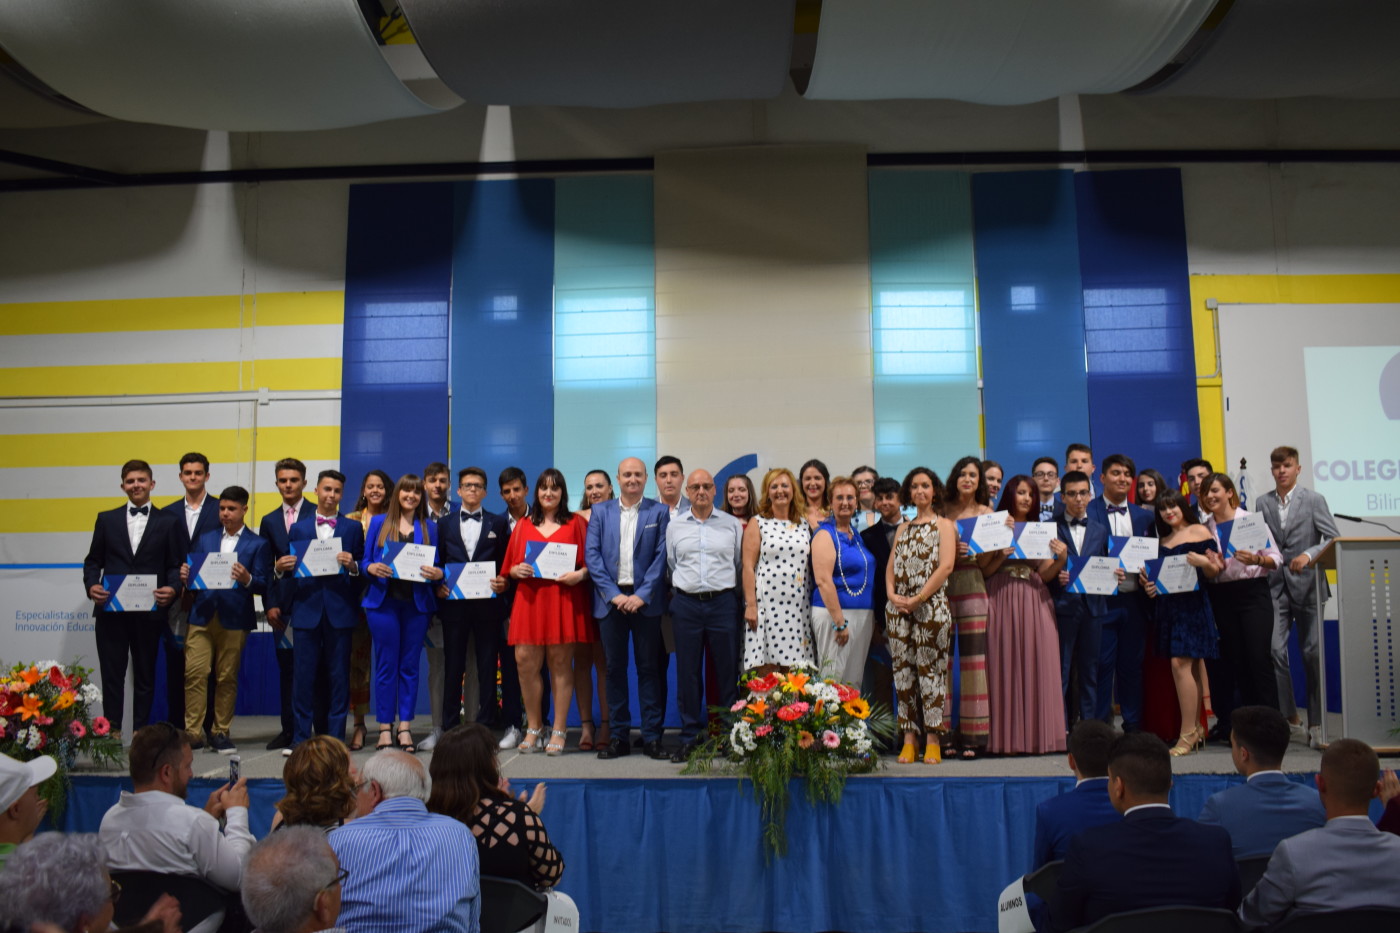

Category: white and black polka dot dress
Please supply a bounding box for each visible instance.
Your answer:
[744,516,816,668]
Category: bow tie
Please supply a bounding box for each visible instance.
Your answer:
[1068,517,1088,527]
[129,506,149,516]
[316,516,336,526]
[1107,505,1127,515]
[461,511,482,522]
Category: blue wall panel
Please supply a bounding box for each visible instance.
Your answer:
[973,170,1091,473]
[342,183,453,487]
[450,179,556,490]
[1075,169,1201,476]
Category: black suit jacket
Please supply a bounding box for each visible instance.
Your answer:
[861,521,899,625]
[82,504,184,611]
[436,507,511,619]
[163,495,223,555]
[1051,807,1241,931]
[257,498,314,615]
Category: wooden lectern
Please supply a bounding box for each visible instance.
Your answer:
[1313,538,1399,753]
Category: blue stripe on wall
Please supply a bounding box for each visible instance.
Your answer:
[973,170,1091,472]
[552,175,656,498]
[342,183,453,486]
[1075,169,1201,475]
[450,179,556,488]
[868,170,981,483]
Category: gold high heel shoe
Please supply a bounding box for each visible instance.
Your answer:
[1169,730,1198,757]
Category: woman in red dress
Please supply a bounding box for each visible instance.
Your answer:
[502,468,594,755]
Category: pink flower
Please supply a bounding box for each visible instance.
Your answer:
[730,699,748,712]
[69,720,87,739]
[754,724,773,737]
[92,716,110,736]
[822,730,841,749]
[776,701,810,722]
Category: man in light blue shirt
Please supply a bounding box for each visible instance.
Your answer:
[330,750,479,933]
[665,468,744,762]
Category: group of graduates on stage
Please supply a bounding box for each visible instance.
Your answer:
[80,440,1337,767]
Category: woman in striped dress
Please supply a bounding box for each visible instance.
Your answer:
[942,456,994,759]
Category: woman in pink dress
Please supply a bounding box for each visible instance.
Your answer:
[981,474,1066,755]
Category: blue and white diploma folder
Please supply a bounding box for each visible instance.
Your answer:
[104,574,156,611]
[187,552,236,590]
[524,541,577,580]
[292,537,344,577]
[1066,556,1119,596]
[955,511,1014,554]
[1011,522,1056,559]
[1144,554,1198,594]
[383,541,436,582]
[1216,513,1273,556]
[1109,535,1158,574]
[444,561,497,599]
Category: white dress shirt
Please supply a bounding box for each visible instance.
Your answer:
[100,789,254,892]
[315,513,337,542]
[461,508,483,557]
[126,501,150,552]
[1100,496,1137,591]
[184,493,208,539]
[617,500,641,586]
[220,528,242,553]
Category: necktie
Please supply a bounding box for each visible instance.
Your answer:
[285,505,296,532]
[461,511,482,522]
[1107,505,1127,515]
[316,516,335,527]
[129,505,149,516]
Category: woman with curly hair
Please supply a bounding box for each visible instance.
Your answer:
[272,735,358,832]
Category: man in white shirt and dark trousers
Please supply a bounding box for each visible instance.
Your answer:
[100,722,253,933]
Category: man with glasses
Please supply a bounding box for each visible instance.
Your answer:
[665,469,745,763]
[242,826,347,933]
[99,722,253,929]
[1032,457,1063,522]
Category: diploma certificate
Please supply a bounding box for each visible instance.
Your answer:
[188,552,236,590]
[105,574,157,612]
[1011,522,1056,559]
[1109,536,1159,574]
[1145,554,1199,595]
[384,542,437,582]
[444,561,497,600]
[1218,513,1273,556]
[525,541,578,581]
[956,511,1014,554]
[293,538,344,577]
[1067,556,1120,596]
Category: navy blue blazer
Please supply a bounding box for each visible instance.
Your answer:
[584,497,670,618]
[1050,517,1110,617]
[1052,806,1241,932]
[187,527,272,630]
[1032,777,1121,869]
[1086,496,1155,539]
[82,503,184,610]
[861,521,899,623]
[1197,772,1327,858]
[361,513,439,614]
[164,495,223,555]
[285,511,366,630]
[256,498,314,615]
[436,506,510,615]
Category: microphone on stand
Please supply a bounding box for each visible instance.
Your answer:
[1334,514,1400,535]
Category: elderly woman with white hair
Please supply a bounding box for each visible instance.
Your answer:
[0,833,115,933]
[242,826,346,933]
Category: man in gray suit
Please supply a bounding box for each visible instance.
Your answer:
[1253,445,1338,746]
[1239,738,1400,928]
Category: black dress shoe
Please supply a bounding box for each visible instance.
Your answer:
[597,738,631,759]
[643,740,669,760]
[670,742,697,764]
[265,731,293,750]
[1206,724,1230,744]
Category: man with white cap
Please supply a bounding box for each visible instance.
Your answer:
[0,750,56,869]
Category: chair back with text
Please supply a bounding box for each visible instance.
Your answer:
[480,875,548,933]
[1022,859,1064,921]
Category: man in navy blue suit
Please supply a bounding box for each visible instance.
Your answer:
[162,452,222,733]
[1033,719,1121,869]
[1198,705,1325,857]
[83,459,183,736]
[178,486,272,754]
[585,457,671,760]
[1086,454,1155,733]
[279,470,365,749]
[257,457,315,750]
[435,466,512,735]
[1047,472,1111,729]
[1051,733,1241,931]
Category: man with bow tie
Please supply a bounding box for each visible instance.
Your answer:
[434,466,512,735]
[1047,471,1111,731]
[281,470,365,749]
[83,459,184,737]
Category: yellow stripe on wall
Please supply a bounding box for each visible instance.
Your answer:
[0,291,344,336]
[0,425,340,469]
[0,358,341,398]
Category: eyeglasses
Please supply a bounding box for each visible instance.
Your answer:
[1032,471,1058,479]
[109,878,123,904]
[1063,490,1092,499]
[460,482,485,490]
[686,483,715,492]
[322,867,350,893]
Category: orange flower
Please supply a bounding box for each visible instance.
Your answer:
[18,667,42,687]
[19,694,43,721]
[53,690,77,711]
[841,698,871,719]
[797,731,815,749]
[746,700,768,718]
[784,672,810,693]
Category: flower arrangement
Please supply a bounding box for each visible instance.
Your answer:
[0,660,124,816]
[683,666,894,856]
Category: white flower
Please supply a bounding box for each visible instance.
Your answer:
[25,726,43,750]
[81,683,100,703]
[35,661,60,673]
[730,720,758,753]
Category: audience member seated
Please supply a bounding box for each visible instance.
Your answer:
[99,721,253,926]
[242,826,346,933]
[0,750,55,869]
[329,750,480,933]
[1050,733,1240,932]
[1239,738,1400,928]
[1197,705,1325,858]
[0,833,180,933]
[272,735,360,833]
[1032,720,1121,869]
[427,724,565,889]
[1379,768,1399,837]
